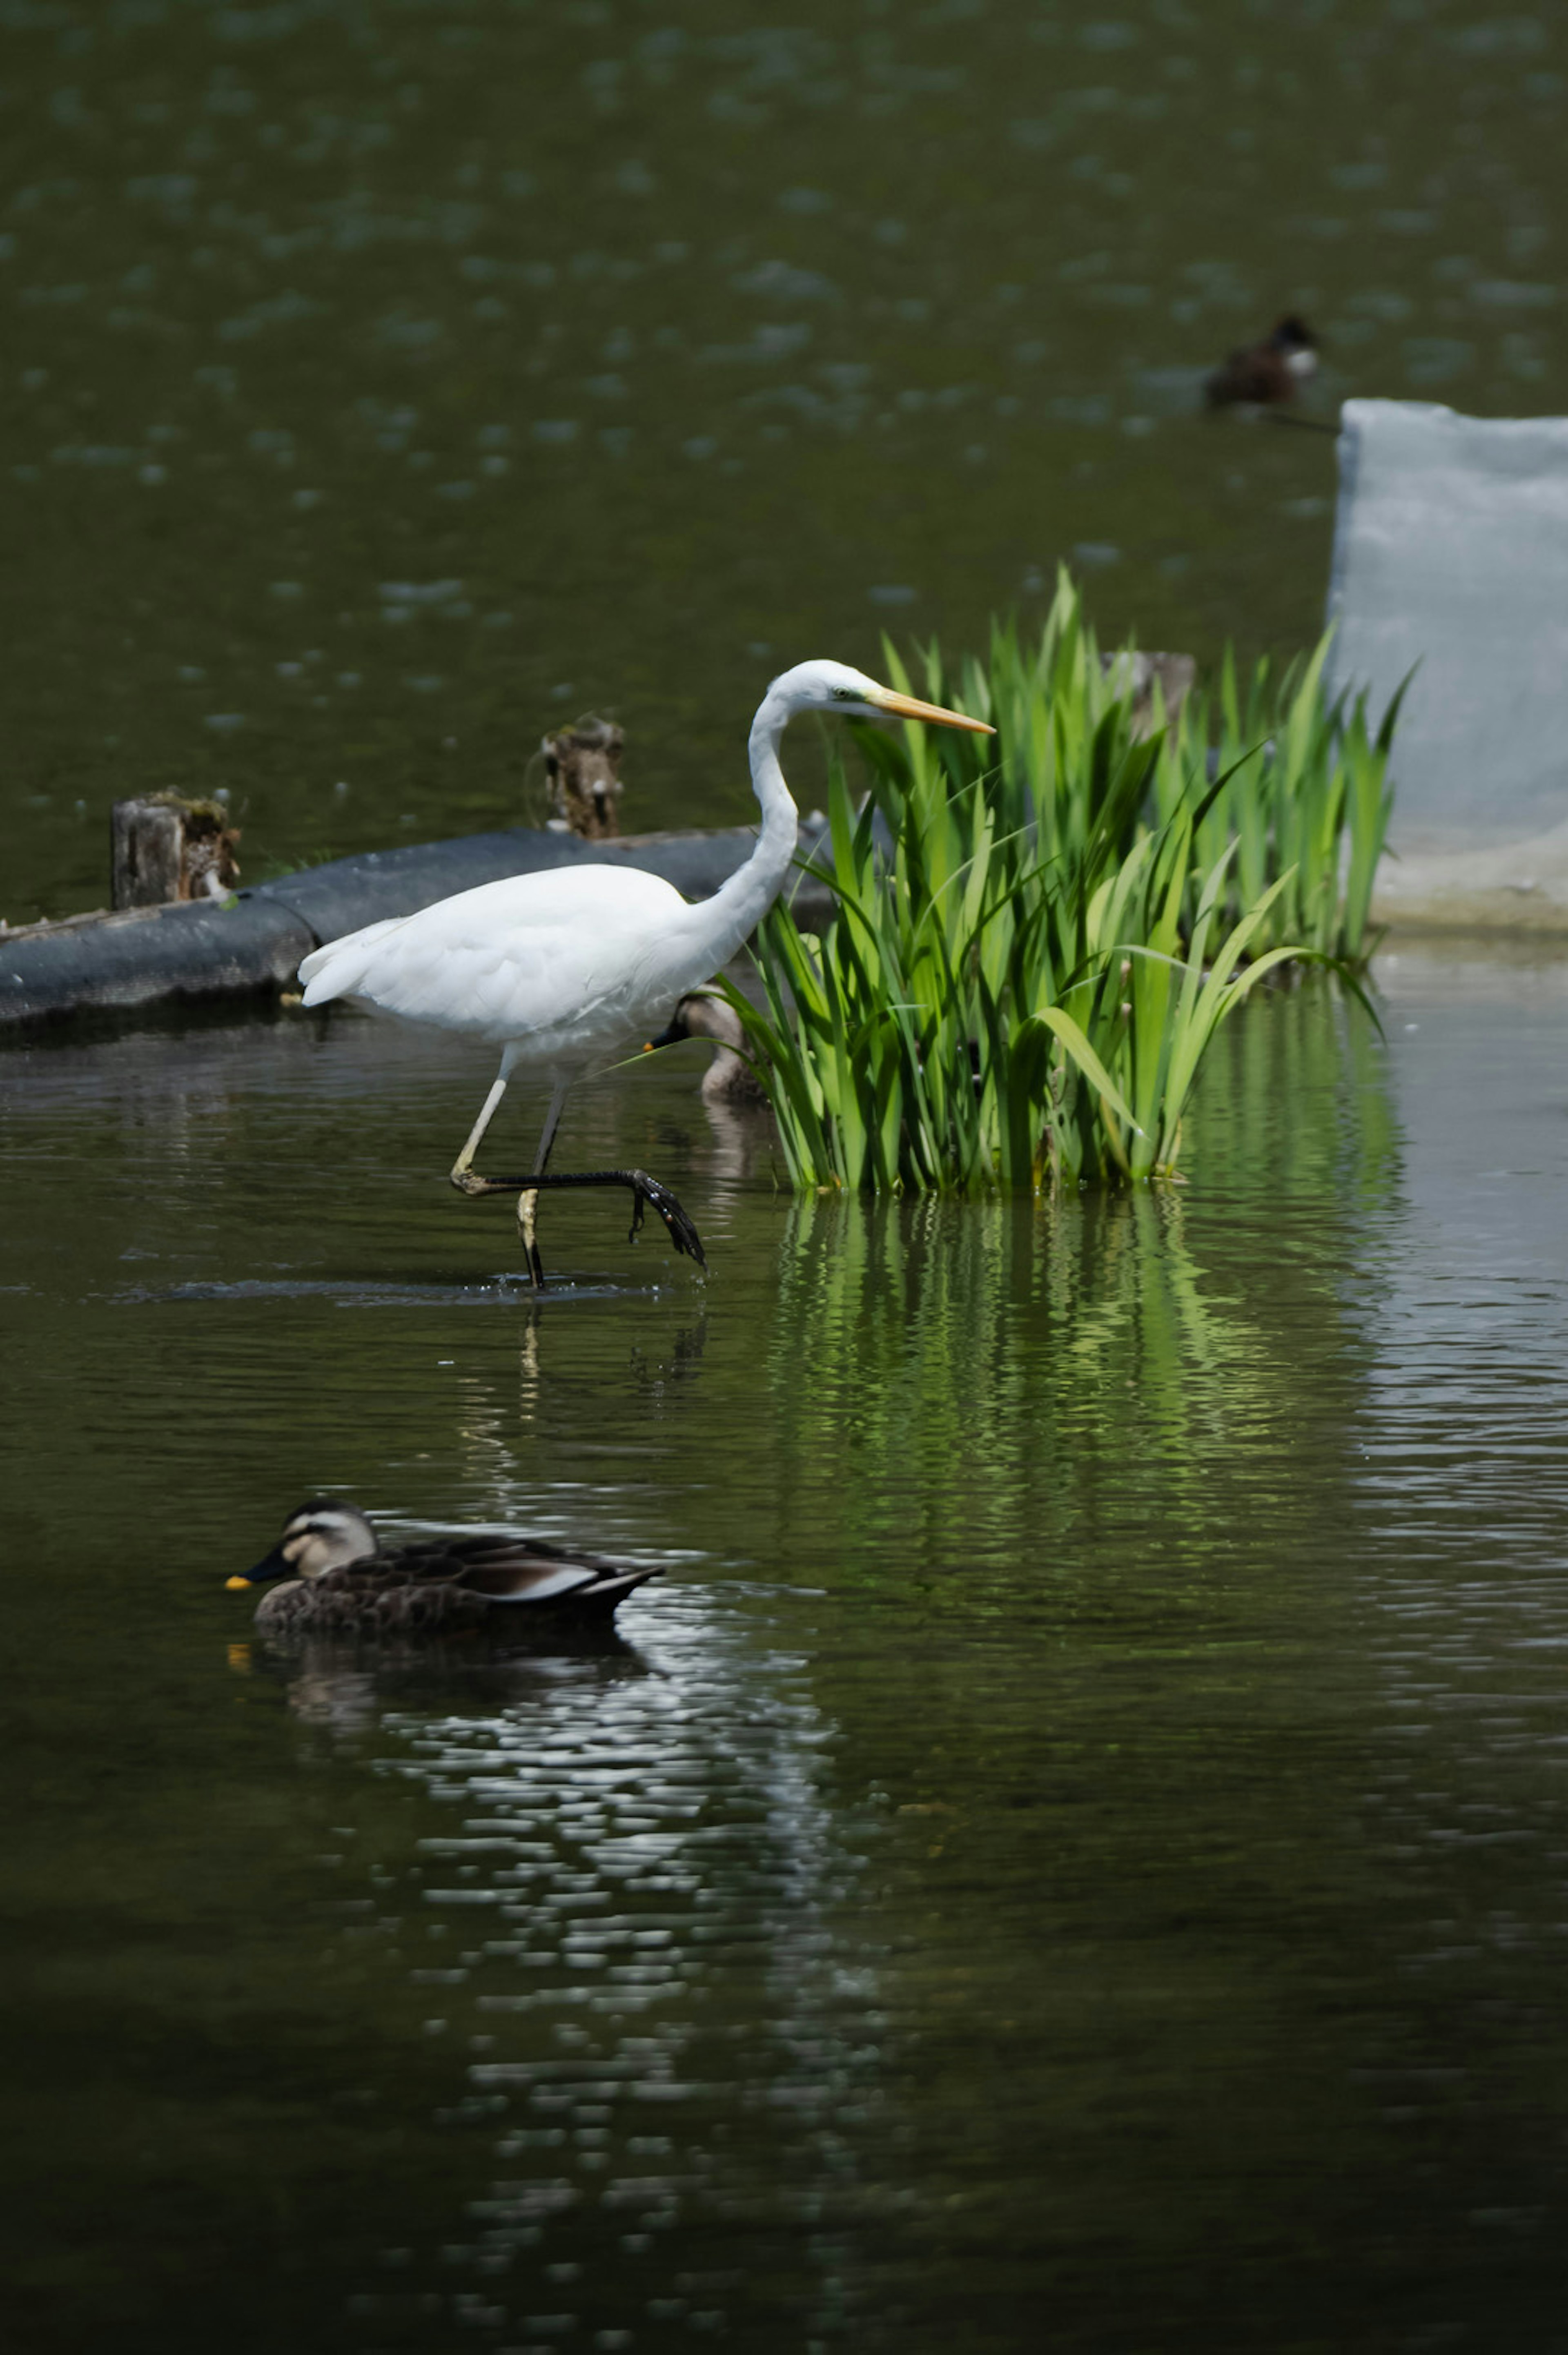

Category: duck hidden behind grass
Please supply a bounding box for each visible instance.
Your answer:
[228,1500,659,1636]
[647,992,771,1109]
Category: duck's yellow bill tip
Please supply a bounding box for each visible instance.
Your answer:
[225,1576,253,1593]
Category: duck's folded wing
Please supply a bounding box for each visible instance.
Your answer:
[453,1541,660,1606]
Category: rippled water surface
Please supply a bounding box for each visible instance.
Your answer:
[6,955,1568,2351]
[9,4,1568,2348]
[7,0,1568,917]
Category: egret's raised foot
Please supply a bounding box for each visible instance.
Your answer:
[448,1165,706,1274]
[620,1171,707,1269]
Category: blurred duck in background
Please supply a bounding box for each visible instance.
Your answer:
[1205,314,1320,408]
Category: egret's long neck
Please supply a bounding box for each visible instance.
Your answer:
[675,691,798,977]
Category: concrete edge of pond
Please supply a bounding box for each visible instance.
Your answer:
[1372,817,1568,940]
[0,821,835,1038]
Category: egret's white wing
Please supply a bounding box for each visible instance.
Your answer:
[298,864,695,1049]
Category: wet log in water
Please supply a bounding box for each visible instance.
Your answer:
[2,655,1199,1036]
[0,822,833,1035]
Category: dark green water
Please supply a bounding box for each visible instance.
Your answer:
[9,4,1568,2348]
[7,0,1568,920]
[6,952,1568,2351]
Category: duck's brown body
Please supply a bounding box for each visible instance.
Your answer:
[1205,315,1319,409]
[233,1502,659,1638]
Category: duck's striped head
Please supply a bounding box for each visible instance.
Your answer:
[227,1499,378,1593]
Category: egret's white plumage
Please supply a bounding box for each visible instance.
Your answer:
[297,657,992,1282]
[300,864,700,1060]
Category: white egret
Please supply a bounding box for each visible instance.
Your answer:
[298,659,992,1283]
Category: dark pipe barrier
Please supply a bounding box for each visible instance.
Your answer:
[0,822,833,1035]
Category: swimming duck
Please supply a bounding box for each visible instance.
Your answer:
[647,992,770,1109]
[1205,315,1319,408]
[227,1500,660,1636]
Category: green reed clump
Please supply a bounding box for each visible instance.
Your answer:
[724,575,1389,1194]
[854,570,1404,967]
[1149,633,1405,962]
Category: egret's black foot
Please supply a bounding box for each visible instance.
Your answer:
[448,1165,706,1274]
[622,1170,707,1270]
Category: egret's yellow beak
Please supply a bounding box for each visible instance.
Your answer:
[865,687,994,735]
[225,1575,253,1592]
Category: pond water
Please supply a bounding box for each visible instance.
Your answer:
[6,949,1568,2352]
[6,0,1568,920]
[8,3,1568,2348]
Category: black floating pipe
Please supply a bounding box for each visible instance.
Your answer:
[0,823,833,1036]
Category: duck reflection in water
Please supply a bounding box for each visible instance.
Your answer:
[227,1499,661,1638]
[253,1629,653,1733]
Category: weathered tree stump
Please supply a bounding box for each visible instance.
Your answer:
[541,717,624,839]
[111,795,242,911]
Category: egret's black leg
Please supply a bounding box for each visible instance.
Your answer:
[452,1077,568,1290]
[517,1080,569,1290]
[521,1217,546,1292]
[457,1168,706,1272]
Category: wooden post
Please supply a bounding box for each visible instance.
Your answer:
[541,717,625,839]
[111,795,242,910]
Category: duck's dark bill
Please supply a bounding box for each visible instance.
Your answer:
[227,1545,292,1591]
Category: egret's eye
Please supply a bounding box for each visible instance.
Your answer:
[831,687,860,702]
